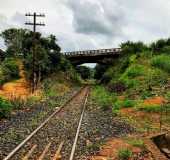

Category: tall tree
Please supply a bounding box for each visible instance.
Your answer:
[1,28,62,90]
[1,28,29,57]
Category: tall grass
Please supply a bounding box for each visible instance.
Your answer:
[92,86,136,114]
[118,148,132,160]
[91,86,116,110]
[123,64,145,78]
[119,64,145,88]
[151,55,170,73]
[0,97,13,118]
[135,103,163,112]
[113,99,136,112]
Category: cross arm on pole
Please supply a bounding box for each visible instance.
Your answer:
[25,13,45,17]
[25,22,45,26]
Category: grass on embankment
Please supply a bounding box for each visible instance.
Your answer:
[0,70,81,119]
[93,50,170,134]
[92,84,170,134]
[90,85,153,159]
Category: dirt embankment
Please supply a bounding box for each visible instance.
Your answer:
[0,62,30,99]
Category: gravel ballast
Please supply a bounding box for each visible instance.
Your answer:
[0,87,79,159]
[4,87,88,160]
[74,92,134,159]
[0,87,134,160]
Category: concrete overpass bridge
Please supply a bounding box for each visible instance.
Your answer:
[63,48,122,65]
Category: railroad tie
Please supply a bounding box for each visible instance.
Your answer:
[52,141,64,160]
[37,142,51,160]
[22,144,37,160]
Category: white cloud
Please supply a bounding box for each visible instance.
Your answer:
[0,0,170,52]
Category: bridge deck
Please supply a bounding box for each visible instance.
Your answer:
[63,48,122,57]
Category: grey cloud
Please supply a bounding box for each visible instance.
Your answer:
[58,33,98,52]
[11,12,27,26]
[0,12,28,50]
[66,0,124,37]
[0,14,11,30]
[1,0,170,52]
[0,12,28,31]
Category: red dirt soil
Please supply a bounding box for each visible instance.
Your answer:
[144,96,167,105]
[0,62,30,99]
[88,138,153,160]
[89,97,168,160]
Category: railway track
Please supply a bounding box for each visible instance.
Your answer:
[3,86,90,160]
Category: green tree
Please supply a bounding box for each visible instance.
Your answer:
[1,28,28,57]
[76,66,92,79]
[94,64,109,80]
[121,41,148,54]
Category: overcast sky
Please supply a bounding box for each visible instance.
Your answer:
[0,0,170,52]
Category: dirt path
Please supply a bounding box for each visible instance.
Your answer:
[0,62,30,99]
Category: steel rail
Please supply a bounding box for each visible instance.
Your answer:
[3,86,86,160]
[69,88,89,160]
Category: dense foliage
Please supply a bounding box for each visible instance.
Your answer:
[0,58,19,86]
[76,66,93,79]
[0,28,81,89]
[93,38,170,117]
[151,55,170,73]
[0,97,12,118]
[0,28,82,119]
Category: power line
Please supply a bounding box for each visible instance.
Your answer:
[25,12,45,93]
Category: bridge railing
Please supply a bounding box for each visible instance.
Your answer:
[63,48,122,56]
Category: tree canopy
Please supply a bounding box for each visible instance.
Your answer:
[0,28,72,90]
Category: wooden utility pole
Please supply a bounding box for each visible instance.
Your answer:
[25,12,45,93]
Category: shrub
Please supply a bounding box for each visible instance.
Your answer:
[0,58,20,86]
[161,46,170,54]
[113,99,135,111]
[123,99,135,108]
[94,64,109,80]
[140,90,153,99]
[118,148,132,160]
[151,55,170,73]
[107,82,126,93]
[129,55,137,64]
[0,68,5,86]
[113,100,123,110]
[119,65,145,89]
[126,138,145,148]
[92,86,116,110]
[0,97,13,118]
[101,74,112,84]
[165,91,170,100]
[120,77,140,89]
[124,65,145,78]
[121,41,148,54]
[137,104,162,112]
[112,108,120,115]
[76,66,92,80]
[145,68,168,86]
[2,58,20,79]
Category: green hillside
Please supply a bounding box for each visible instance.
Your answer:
[94,40,170,133]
